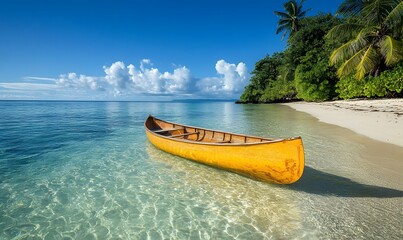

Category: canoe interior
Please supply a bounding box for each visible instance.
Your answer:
[145,116,277,144]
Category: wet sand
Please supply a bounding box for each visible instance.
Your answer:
[283,99,403,148]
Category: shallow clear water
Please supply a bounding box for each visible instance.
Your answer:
[0,101,402,239]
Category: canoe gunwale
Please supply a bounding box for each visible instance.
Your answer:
[145,115,302,146]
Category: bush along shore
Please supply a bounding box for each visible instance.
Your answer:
[238,0,403,103]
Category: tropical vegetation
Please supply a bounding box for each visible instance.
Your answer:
[239,0,403,103]
[274,0,310,39]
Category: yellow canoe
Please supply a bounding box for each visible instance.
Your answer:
[144,115,304,184]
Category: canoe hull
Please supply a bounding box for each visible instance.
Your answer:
[145,127,304,184]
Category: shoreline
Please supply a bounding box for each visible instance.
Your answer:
[283,99,403,148]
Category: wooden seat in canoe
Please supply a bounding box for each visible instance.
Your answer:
[169,132,200,138]
[153,127,184,133]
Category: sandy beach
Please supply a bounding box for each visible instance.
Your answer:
[284,99,403,148]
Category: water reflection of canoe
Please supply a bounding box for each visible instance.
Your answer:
[144,115,304,184]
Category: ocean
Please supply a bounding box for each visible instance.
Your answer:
[0,101,402,239]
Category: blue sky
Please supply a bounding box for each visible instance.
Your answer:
[0,0,342,100]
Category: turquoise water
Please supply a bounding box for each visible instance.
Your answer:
[0,101,402,239]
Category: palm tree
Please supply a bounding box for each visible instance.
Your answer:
[274,0,310,40]
[327,0,403,80]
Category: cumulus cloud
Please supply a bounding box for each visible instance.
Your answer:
[103,59,192,95]
[196,60,249,96]
[128,61,163,93]
[162,67,191,93]
[56,73,104,91]
[29,59,250,98]
[104,61,130,89]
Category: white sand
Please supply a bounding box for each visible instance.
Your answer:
[283,99,403,148]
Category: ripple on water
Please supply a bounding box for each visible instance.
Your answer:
[4,139,306,239]
[1,102,402,239]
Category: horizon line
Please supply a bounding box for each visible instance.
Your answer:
[0,99,238,103]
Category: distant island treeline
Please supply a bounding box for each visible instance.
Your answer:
[238,0,403,103]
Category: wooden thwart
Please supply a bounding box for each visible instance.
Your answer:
[153,127,184,133]
[169,132,199,138]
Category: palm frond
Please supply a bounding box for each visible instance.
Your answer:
[326,23,364,40]
[358,25,381,39]
[384,1,403,30]
[355,46,379,79]
[276,24,289,35]
[284,1,297,15]
[274,0,308,40]
[337,48,367,77]
[330,31,368,65]
[282,30,288,41]
[380,35,403,65]
[273,11,291,19]
[360,0,402,26]
[291,20,297,31]
[360,0,390,25]
[337,0,366,17]
[291,1,297,15]
[278,18,292,25]
[332,0,402,79]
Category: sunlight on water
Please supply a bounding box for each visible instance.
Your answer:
[0,101,402,239]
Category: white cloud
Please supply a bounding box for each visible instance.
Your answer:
[128,62,161,93]
[0,82,60,90]
[53,60,193,96]
[104,61,130,89]
[19,59,250,99]
[24,77,57,82]
[56,73,104,91]
[140,59,151,69]
[196,60,249,95]
[104,60,192,95]
[162,67,191,93]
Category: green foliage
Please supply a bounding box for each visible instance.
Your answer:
[239,1,402,103]
[328,0,403,79]
[259,74,296,102]
[336,62,403,99]
[295,57,337,101]
[286,14,343,68]
[384,64,403,93]
[274,0,310,40]
[336,75,389,99]
[239,85,261,103]
[335,75,365,99]
[240,14,345,103]
[363,76,388,98]
[289,14,342,101]
[240,53,284,102]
